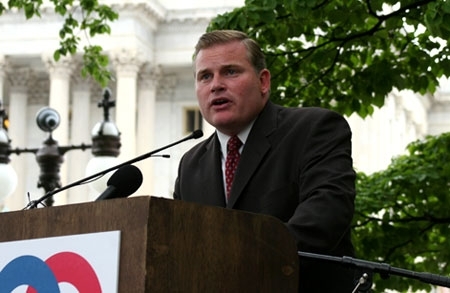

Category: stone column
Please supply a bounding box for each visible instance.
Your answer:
[135,64,161,196]
[0,56,6,211]
[153,74,178,198]
[5,67,33,210]
[42,54,74,206]
[0,55,5,103]
[67,72,93,203]
[111,49,143,162]
[42,54,73,144]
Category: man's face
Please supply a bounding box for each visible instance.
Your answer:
[194,41,271,135]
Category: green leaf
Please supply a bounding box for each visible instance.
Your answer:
[53,50,61,61]
[5,0,117,87]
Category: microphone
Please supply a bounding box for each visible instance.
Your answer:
[95,164,143,201]
[297,251,450,289]
[24,129,204,209]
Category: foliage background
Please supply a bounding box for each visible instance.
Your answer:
[354,133,450,291]
[209,0,450,119]
[0,0,118,86]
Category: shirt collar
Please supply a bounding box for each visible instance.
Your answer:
[217,121,255,157]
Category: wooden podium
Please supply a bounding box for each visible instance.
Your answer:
[0,196,299,292]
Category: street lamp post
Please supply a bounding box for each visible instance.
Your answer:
[0,88,121,207]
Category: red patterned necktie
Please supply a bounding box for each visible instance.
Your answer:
[225,135,242,199]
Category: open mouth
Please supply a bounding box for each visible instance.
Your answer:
[212,98,229,106]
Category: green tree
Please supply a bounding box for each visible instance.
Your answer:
[208,0,450,118]
[208,0,450,291]
[0,0,118,87]
[354,133,450,292]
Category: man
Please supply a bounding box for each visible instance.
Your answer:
[174,30,357,292]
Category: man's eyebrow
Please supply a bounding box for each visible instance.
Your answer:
[222,64,241,69]
[196,64,242,75]
[195,68,209,77]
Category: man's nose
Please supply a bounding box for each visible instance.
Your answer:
[210,76,225,93]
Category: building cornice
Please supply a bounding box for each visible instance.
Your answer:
[104,0,166,20]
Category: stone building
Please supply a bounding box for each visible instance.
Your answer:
[0,0,242,210]
[0,0,449,212]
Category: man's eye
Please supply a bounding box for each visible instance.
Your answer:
[199,73,211,81]
[226,69,237,75]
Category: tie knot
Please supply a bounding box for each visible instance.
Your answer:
[227,135,242,153]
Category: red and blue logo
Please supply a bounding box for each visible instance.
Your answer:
[0,251,101,293]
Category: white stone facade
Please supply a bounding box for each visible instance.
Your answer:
[0,0,449,211]
[349,80,450,175]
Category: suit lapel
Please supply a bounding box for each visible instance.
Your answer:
[227,102,278,208]
[200,134,227,206]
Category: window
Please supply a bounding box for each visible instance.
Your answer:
[184,107,203,134]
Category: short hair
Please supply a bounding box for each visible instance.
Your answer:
[193,30,267,72]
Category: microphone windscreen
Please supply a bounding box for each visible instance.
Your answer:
[192,129,203,139]
[107,164,143,196]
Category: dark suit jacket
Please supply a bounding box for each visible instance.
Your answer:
[174,101,357,292]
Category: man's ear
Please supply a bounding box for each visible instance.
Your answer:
[260,69,271,97]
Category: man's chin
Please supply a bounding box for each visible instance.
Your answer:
[214,122,243,136]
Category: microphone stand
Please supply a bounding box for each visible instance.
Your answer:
[23,130,204,210]
[297,251,450,291]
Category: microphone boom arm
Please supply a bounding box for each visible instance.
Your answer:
[297,251,450,289]
[24,130,204,209]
